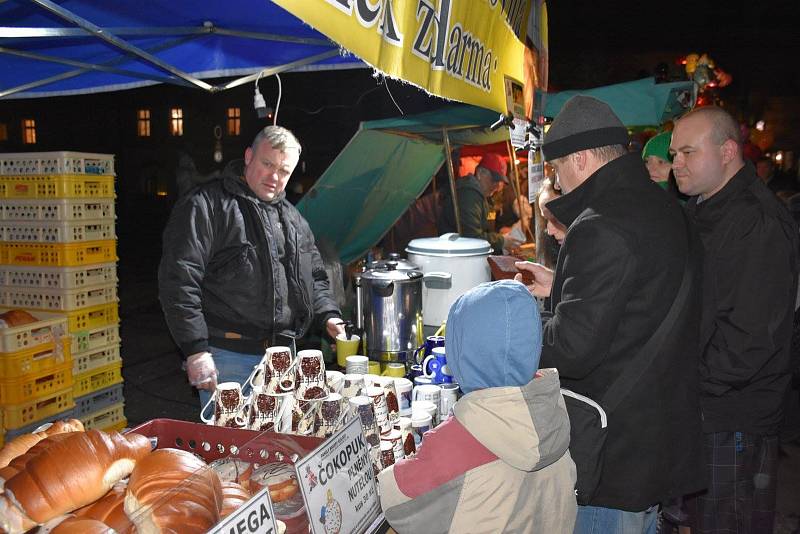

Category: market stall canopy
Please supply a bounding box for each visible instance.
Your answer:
[0,0,364,99]
[273,0,544,114]
[296,104,508,264]
[544,77,693,127]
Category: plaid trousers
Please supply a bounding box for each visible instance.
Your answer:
[686,431,779,534]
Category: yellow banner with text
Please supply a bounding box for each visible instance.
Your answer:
[273,0,535,114]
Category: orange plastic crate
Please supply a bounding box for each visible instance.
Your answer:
[1,388,74,430]
[0,336,71,379]
[1,239,116,267]
[0,361,73,405]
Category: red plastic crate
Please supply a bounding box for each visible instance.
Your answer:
[127,418,324,534]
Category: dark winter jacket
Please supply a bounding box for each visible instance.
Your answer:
[440,175,504,254]
[158,161,341,357]
[540,153,705,511]
[687,162,799,435]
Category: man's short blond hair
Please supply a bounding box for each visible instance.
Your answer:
[680,106,741,150]
[251,125,302,154]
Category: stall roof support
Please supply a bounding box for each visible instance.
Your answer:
[220,49,341,90]
[29,0,215,91]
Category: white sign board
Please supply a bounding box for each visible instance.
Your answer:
[509,117,528,149]
[208,485,279,534]
[295,417,380,534]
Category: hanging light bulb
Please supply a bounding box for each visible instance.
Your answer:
[213,125,223,163]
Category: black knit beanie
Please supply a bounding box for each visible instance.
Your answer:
[542,95,629,160]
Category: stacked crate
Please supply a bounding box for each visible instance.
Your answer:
[0,152,124,440]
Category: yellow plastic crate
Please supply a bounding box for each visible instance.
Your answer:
[71,322,120,354]
[0,308,68,353]
[1,198,115,221]
[1,219,116,243]
[1,239,116,267]
[0,263,117,290]
[0,336,71,379]
[1,282,118,312]
[0,174,115,199]
[65,302,119,332]
[73,342,121,376]
[79,402,125,432]
[1,388,74,430]
[0,151,115,176]
[73,361,122,397]
[0,361,73,405]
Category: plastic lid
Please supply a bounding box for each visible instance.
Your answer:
[406,233,492,257]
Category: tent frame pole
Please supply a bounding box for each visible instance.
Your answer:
[442,127,462,235]
[505,140,534,243]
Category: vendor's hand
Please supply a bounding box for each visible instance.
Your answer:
[514,261,554,298]
[503,234,523,252]
[186,351,218,391]
[326,317,346,339]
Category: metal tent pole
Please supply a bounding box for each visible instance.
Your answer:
[442,127,462,234]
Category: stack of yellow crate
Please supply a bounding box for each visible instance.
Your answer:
[0,151,124,441]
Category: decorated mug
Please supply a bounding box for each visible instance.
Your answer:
[422,347,453,384]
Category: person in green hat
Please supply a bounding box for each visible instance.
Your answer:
[642,131,673,189]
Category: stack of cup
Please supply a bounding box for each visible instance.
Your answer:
[350,395,382,474]
[247,384,290,432]
[264,346,296,395]
[316,392,344,438]
[394,378,413,416]
[410,411,432,447]
[325,370,345,395]
[201,382,249,428]
[394,416,416,457]
[373,377,400,425]
[380,429,404,463]
[342,374,366,398]
[295,350,328,401]
[345,355,369,375]
[365,385,391,435]
[412,384,441,425]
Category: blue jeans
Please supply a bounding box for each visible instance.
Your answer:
[198,347,263,417]
[573,504,658,534]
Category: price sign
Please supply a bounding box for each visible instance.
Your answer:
[208,485,279,534]
[295,417,380,534]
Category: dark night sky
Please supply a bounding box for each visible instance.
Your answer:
[546,0,800,97]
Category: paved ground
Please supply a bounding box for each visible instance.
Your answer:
[118,213,800,533]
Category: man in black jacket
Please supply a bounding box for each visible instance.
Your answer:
[158,126,344,409]
[671,106,799,533]
[516,96,705,533]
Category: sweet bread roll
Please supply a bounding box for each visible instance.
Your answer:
[74,481,131,534]
[0,430,152,534]
[0,418,84,468]
[249,462,299,503]
[0,433,75,490]
[220,481,251,519]
[209,457,253,493]
[0,309,38,328]
[50,517,118,534]
[124,448,222,534]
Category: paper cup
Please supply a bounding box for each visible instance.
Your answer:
[325,370,344,394]
[365,385,391,435]
[381,362,406,378]
[336,334,361,368]
[342,373,365,398]
[373,376,399,424]
[345,355,369,375]
[380,429,404,462]
[411,411,432,446]
[394,378,413,415]
[368,360,381,376]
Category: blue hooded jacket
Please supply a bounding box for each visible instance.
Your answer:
[445,280,542,394]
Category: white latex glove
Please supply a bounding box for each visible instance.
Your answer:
[186,351,218,391]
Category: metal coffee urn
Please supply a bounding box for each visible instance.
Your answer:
[356,259,423,363]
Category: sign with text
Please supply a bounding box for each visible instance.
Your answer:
[273,0,537,114]
[208,485,279,534]
[295,417,380,534]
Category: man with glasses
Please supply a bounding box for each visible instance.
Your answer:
[159,126,344,409]
[516,96,705,533]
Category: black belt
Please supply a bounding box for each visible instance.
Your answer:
[207,326,295,355]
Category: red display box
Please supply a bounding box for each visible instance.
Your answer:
[127,418,324,533]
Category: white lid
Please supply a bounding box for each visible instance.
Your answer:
[406,233,492,257]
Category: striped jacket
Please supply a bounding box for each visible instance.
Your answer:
[378,369,577,534]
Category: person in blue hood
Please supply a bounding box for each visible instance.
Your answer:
[378,280,576,534]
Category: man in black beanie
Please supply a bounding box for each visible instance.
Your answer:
[516,96,705,533]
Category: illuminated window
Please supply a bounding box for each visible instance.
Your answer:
[170,108,184,136]
[22,119,36,144]
[0,123,7,141]
[137,109,151,137]
[227,107,241,136]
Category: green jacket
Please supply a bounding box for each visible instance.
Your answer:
[440,175,504,254]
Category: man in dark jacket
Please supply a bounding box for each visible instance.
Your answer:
[439,153,521,254]
[158,126,344,408]
[671,106,799,533]
[516,96,705,533]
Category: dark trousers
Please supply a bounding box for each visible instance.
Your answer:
[686,431,779,534]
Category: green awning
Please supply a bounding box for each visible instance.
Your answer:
[297,105,511,264]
